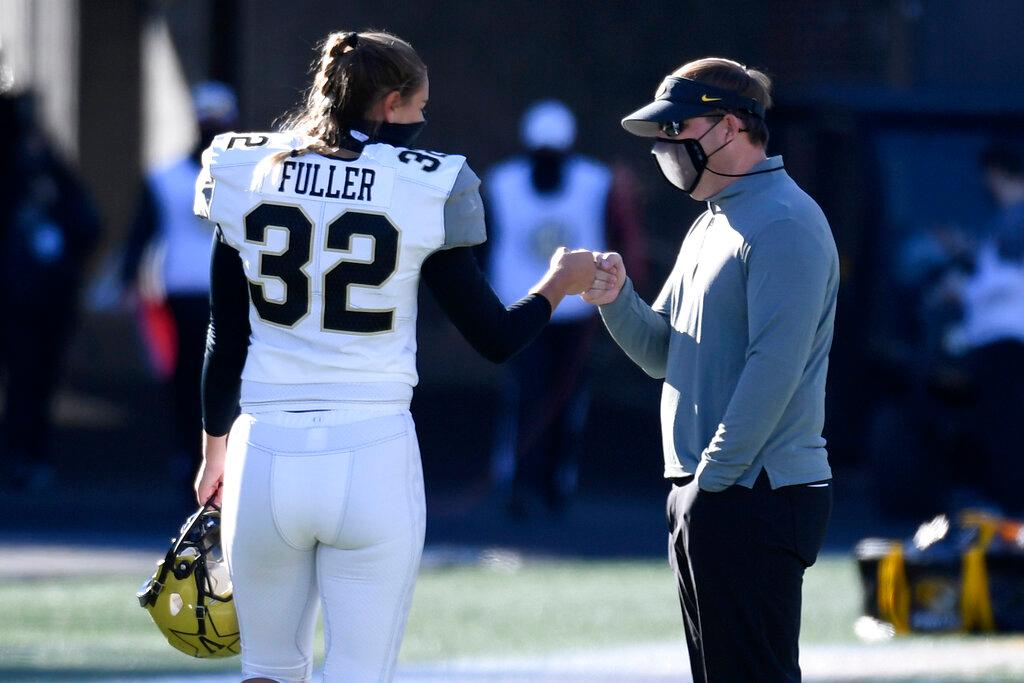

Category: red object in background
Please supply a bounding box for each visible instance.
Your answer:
[607,163,649,292]
[137,299,177,380]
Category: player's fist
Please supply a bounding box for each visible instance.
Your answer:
[549,247,600,295]
[582,252,626,305]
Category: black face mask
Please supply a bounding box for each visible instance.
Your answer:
[651,117,729,194]
[353,119,427,148]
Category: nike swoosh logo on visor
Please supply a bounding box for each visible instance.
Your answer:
[700,95,722,103]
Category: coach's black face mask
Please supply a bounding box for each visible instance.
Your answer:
[651,117,728,195]
[357,119,427,148]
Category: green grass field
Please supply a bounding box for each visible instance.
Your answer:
[0,553,857,678]
[2,553,1021,681]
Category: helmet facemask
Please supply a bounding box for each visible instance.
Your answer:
[138,497,240,658]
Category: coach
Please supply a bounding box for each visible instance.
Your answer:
[583,58,838,681]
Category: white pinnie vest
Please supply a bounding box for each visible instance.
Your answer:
[948,242,1024,353]
[150,156,215,295]
[195,132,469,408]
[486,156,611,322]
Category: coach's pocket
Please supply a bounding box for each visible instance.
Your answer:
[666,485,678,532]
[788,480,833,568]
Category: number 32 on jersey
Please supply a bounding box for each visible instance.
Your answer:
[243,202,399,335]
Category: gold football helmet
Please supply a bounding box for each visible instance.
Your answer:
[137,498,240,658]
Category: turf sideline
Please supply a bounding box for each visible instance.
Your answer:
[92,639,1024,682]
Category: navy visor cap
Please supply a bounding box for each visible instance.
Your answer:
[621,76,766,138]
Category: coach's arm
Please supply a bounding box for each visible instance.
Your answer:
[586,253,671,379]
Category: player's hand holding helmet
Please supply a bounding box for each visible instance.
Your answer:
[137,496,239,658]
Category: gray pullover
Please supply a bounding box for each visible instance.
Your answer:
[599,156,838,491]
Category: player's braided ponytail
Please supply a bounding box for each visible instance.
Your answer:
[308,32,358,150]
[275,29,426,161]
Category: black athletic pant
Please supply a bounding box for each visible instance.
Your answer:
[0,279,76,464]
[667,470,832,682]
[166,294,210,470]
[507,319,594,507]
[966,340,1024,516]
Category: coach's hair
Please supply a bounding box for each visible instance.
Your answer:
[673,57,772,146]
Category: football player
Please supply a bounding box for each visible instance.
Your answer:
[191,30,614,683]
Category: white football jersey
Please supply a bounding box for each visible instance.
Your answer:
[194,131,472,398]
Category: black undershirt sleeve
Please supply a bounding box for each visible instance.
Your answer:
[202,231,251,437]
[421,246,551,363]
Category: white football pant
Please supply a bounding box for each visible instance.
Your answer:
[219,408,425,682]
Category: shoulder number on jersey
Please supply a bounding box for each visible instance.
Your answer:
[226,134,270,149]
[397,149,444,172]
[244,202,399,334]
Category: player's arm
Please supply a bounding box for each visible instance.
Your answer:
[424,163,601,362]
[195,228,251,504]
[421,246,550,363]
[202,229,250,436]
[422,246,600,363]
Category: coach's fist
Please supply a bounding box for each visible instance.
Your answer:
[582,252,626,305]
[532,248,607,311]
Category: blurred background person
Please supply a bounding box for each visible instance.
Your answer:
[980,143,1024,261]
[119,81,238,497]
[0,88,100,492]
[944,144,1024,515]
[867,217,978,518]
[872,144,1024,518]
[483,99,646,517]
